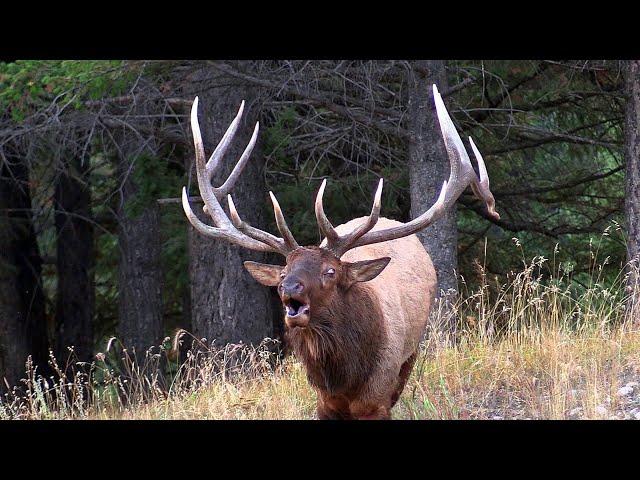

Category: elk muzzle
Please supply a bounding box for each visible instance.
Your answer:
[280,278,310,328]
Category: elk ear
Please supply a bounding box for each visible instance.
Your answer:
[243,261,283,287]
[342,257,391,287]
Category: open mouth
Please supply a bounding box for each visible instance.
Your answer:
[284,298,310,318]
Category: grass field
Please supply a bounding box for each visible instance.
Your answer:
[2,251,640,420]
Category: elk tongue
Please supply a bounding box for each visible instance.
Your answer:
[286,300,308,317]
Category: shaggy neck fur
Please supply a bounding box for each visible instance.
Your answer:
[286,282,386,397]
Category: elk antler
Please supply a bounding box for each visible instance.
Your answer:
[318,84,500,258]
[181,97,299,256]
[315,177,383,256]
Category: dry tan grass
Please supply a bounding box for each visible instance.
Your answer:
[74,325,639,420]
[2,245,640,420]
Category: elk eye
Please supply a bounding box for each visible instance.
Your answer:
[323,268,335,276]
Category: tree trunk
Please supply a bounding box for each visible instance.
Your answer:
[54,154,95,363]
[117,146,164,356]
[407,60,458,321]
[187,84,275,347]
[0,152,50,388]
[625,60,640,322]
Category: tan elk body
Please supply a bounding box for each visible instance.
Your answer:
[337,217,436,365]
[181,85,499,419]
[313,217,436,418]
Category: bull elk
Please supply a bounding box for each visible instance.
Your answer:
[181,85,500,419]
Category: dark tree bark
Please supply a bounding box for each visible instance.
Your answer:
[116,143,164,356]
[187,80,275,347]
[0,151,50,388]
[625,60,640,322]
[407,61,458,312]
[54,154,95,363]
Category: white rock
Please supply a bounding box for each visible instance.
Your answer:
[595,405,608,417]
[634,411,640,421]
[617,386,634,397]
[491,415,503,420]
[625,381,639,389]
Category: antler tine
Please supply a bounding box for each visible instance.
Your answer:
[227,194,288,252]
[190,96,230,227]
[181,187,272,252]
[314,179,339,243]
[327,178,384,257]
[328,84,499,256]
[468,137,500,220]
[206,100,245,177]
[226,193,243,228]
[431,84,476,202]
[269,191,300,251]
[182,97,294,257]
[216,121,260,197]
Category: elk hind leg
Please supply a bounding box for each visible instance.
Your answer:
[390,352,417,408]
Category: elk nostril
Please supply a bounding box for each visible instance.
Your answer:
[282,280,304,295]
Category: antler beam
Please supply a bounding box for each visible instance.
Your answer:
[316,84,500,257]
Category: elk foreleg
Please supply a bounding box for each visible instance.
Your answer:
[316,392,353,420]
[350,402,391,420]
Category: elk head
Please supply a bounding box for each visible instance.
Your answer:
[181,86,500,329]
[244,247,391,328]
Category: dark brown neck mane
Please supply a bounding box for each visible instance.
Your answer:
[285,282,386,396]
